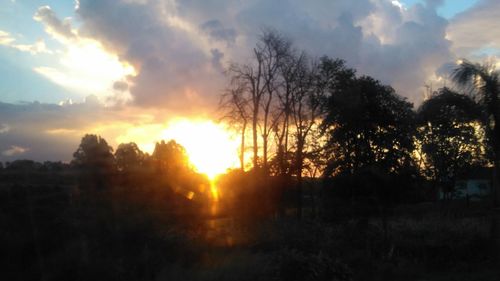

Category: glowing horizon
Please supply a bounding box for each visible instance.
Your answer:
[127,118,240,179]
[161,119,240,179]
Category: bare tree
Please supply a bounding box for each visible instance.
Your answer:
[226,29,292,172]
[220,86,250,170]
[226,62,262,169]
[273,50,307,176]
[257,30,292,172]
[290,58,325,218]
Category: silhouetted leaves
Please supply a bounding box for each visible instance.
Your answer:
[115,142,145,173]
[322,73,416,177]
[416,88,486,197]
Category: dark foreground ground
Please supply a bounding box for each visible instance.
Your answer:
[1,180,499,281]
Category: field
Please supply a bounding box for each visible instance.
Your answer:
[1,172,499,281]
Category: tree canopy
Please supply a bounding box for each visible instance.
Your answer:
[322,72,416,177]
[72,134,115,171]
[416,88,486,196]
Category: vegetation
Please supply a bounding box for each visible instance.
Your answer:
[2,31,499,280]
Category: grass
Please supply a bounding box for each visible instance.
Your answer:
[2,182,498,281]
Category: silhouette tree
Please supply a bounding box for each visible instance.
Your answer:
[41,161,66,172]
[322,73,416,177]
[115,142,145,173]
[452,60,500,204]
[152,140,190,176]
[220,86,250,171]
[287,55,325,218]
[416,87,485,199]
[72,134,115,190]
[321,72,417,231]
[258,31,292,172]
[5,159,39,171]
[271,48,306,177]
[453,60,500,255]
[72,134,115,169]
[227,30,291,171]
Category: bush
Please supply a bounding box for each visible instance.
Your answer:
[272,249,352,281]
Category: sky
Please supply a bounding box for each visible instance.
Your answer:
[0,0,499,163]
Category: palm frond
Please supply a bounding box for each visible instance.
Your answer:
[451,59,484,87]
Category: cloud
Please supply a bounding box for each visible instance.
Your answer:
[0,98,205,162]
[0,124,10,134]
[32,38,135,102]
[0,30,15,45]
[447,0,500,57]
[2,145,29,157]
[210,48,224,72]
[30,7,136,103]
[0,99,113,161]
[200,20,237,45]
[76,0,224,109]
[70,0,463,106]
[358,1,453,103]
[113,81,129,92]
[4,0,491,111]
[3,0,499,162]
[33,5,76,42]
[0,30,51,55]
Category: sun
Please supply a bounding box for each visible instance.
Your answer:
[160,119,240,179]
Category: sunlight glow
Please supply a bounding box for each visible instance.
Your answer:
[391,1,404,10]
[34,39,135,99]
[161,119,240,179]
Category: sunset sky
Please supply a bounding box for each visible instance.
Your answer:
[0,0,499,163]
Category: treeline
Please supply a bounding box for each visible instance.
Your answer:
[1,137,207,193]
[220,30,500,215]
[2,31,498,218]
[2,32,499,218]
[1,134,220,224]
[0,136,216,281]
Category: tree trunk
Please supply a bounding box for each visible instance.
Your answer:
[240,122,247,171]
[297,166,303,219]
[252,105,259,170]
[296,140,304,219]
[276,112,289,176]
[262,94,273,173]
[263,135,268,173]
[283,114,290,176]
